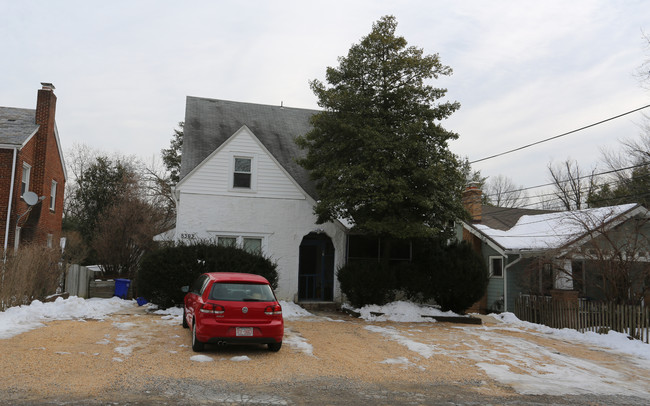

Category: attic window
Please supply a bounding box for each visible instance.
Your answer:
[233,157,252,189]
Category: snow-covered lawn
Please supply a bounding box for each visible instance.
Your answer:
[1,297,649,398]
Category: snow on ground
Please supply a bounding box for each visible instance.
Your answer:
[280,301,313,320]
[190,355,213,362]
[345,300,461,322]
[283,327,314,356]
[494,312,650,361]
[2,297,649,397]
[365,325,435,359]
[0,296,135,339]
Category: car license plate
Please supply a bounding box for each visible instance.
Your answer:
[236,327,253,337]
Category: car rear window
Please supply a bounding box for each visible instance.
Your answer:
[209,282,276,302]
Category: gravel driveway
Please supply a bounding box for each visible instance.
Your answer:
[0,305,649,405]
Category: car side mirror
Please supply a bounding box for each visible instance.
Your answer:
[181,286,189,293]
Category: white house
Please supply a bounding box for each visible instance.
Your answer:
[173,97,349,302]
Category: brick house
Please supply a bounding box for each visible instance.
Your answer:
[0,83,66,252]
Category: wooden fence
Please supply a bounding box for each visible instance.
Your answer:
[514,295,650,344]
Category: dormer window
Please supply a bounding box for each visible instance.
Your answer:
[233,157,252,189]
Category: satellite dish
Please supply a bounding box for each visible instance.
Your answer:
[23,191,39,206]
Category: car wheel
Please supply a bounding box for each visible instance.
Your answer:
[268,341,282,352]
[182,308,188,329]
[191,321,204,352]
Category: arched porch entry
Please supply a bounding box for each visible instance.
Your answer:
[298,232,335,302]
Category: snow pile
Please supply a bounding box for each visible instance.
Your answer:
[280,301,313,320]
[346,301,461,322]
[153,306,183,324]
[0,296,134,339]
[190,355,213,362]
[494,312,650,361]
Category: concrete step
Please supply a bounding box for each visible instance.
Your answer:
[297,302,340,312]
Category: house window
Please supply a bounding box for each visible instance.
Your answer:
[215,235,265,254]
[50,180,57,211]
[243,238,262,254]
[21,163,31,196]
[233,157,252,188]
[47,234,53,248]
[490,256,504,278]
[217,237,237,247]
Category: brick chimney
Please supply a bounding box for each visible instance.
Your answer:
[462,183,482,223]
[32,82,57,197]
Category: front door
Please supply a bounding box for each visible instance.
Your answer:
[298,233,334,301]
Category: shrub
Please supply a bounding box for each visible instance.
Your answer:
[137,240,278,309]
[337,260,396,308]
[429,241,487,313]
[0,245,63,311]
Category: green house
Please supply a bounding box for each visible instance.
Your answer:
[458,200,650,313]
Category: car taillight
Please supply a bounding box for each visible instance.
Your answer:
[264,304,282,316]
[200,303,225,314]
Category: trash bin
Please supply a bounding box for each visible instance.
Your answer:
[136,297,148,306]
[114,279,131,299]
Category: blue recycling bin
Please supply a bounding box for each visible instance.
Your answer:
[114,279,131,299]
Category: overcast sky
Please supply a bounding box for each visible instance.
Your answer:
[1,0,649,200]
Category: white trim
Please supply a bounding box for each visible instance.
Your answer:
[21,162,31,197]
[53,124,67,181]
[50,180,57,211]
[229,154,257,192]
[461,221,506,256]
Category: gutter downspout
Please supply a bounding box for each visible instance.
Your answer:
[503,254,523,312]
[3,148,18,258]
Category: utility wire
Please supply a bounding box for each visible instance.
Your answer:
[482,162,650,199]
[470,104,650,164]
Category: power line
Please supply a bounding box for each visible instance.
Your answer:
[470,104,650,164]
[482,161,650,199]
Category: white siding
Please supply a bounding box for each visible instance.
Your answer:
[175,126,347,301]
[175,192,347,301]
[180,127,305,200]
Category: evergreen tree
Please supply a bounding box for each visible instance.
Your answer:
[161,122,183,184]
[297,16,465,239]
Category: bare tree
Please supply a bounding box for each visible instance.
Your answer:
[547,159,597,210]
[519,207,650,305]
[141,156,176,229]
[484,174,527,208]
[92,189,167,280]
[570,207,650,304]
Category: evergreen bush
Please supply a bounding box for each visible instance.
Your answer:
[337,260,396,308]
[429,241,487,313]
[137,240,278,309]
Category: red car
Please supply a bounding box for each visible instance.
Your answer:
[182,272,283,352]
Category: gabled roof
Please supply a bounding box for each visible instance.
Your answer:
[180,97,319,198]
[468,203,646,254]
[481,205,556,231]
[0,107,39,147]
